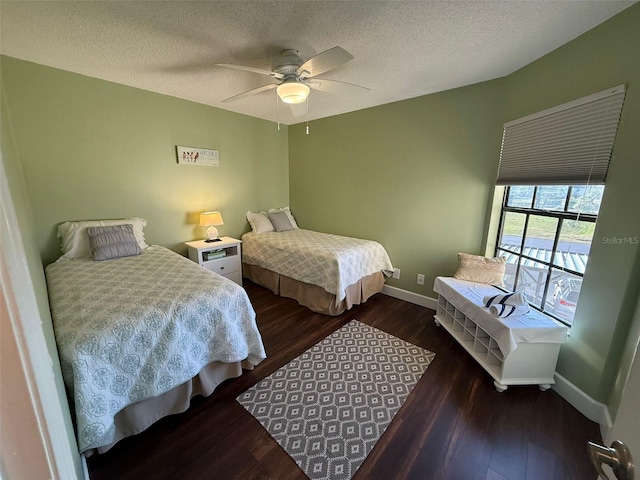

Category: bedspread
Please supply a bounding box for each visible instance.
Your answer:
[241,229,393,303]
[45,246,266,453]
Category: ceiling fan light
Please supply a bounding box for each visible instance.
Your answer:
[277,81,310,104]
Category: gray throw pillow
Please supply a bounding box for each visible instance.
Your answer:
[87,224,143,261]
[268,211,295,232]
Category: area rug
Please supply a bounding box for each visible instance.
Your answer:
[237,319,435,480]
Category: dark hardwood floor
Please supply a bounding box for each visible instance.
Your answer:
[87,280,602,480]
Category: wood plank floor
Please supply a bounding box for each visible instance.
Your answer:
[87,280,602,480]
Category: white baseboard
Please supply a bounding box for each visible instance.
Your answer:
[381,285,437,310]
[552,372,612,436]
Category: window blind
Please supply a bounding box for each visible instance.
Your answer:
[496,85,626,185]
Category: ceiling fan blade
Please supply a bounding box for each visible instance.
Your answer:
[221,83,277,103]
[297,46,354,79]
[289,103,307,117]
[215,63,284,79]
[308,78,370,95]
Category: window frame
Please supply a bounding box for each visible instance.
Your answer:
[494,185,599,326]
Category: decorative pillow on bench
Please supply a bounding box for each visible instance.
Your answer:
[454,252,506,286]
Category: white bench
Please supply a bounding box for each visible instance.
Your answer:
[433,277,569,392]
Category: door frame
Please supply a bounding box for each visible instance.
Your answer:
[1,155,85,479]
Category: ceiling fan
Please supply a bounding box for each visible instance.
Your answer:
[215,46,370,110]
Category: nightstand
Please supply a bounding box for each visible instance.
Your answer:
[185,237,243,286]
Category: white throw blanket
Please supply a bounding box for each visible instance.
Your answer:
[433,277,568,356]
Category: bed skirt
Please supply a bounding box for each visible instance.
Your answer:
[86,359,254,456]
[242,262,385,315]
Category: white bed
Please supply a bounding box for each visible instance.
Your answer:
[46,245,266,454]
[241,229,394,315]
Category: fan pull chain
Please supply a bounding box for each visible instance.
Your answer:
[276,90,280,131]
[306,96,310,135]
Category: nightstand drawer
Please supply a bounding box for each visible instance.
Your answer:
[202,256,240,276]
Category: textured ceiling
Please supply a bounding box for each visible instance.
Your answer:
[0,1,635,125]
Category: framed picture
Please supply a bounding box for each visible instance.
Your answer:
[176,146,219,166]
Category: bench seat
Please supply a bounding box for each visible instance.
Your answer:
[433,276,569,392]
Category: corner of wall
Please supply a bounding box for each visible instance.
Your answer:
[553,372,611,432]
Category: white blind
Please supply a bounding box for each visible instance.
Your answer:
[497,85,626,185]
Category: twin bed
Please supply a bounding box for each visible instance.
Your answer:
[242,208,394,315]
[46,215,393,454]
[242,228,394,315]
[46,245,266,454]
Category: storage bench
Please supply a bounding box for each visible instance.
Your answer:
[433,277,569,392]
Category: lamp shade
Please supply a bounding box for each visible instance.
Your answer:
[199,211,224,227]
[277,80,310,104]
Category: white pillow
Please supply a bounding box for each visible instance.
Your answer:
[246,211,274,234]
[57,218,148,259]
[267,207,298,229]
[453,252,506,286]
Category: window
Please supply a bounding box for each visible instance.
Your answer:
[493,86,625,326]
[495,185,604,326]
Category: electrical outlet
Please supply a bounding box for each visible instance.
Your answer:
[417,274,425,285]
[393,268,401,279]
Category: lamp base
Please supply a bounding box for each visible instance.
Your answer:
[204,225,220,243]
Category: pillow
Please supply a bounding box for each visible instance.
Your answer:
[454,252,506,286]
[87,224,143,261]
[246,211,274,234]
[267,207,298,229]
[268,211,295,232]
[57,218,148,259]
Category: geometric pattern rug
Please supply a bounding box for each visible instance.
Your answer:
[237,320,435,480]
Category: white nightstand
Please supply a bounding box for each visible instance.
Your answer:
[185,237,243,286]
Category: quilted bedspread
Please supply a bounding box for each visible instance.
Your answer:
[45,246,266,453]
[241,229,394,303]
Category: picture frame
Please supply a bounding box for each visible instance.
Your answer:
[176,146,219,166]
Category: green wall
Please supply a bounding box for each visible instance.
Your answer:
[289,4,640,413]
[1,56,289,265]
[289,79,506,294]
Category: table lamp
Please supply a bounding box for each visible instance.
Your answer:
[199,211,224,242]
